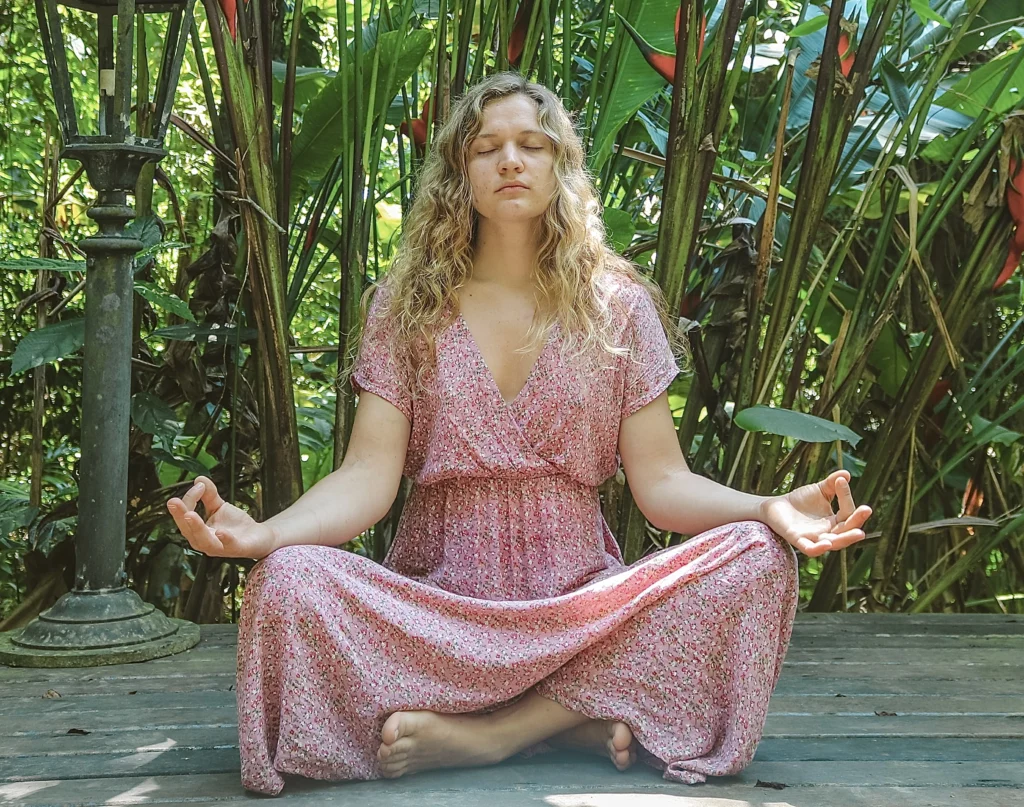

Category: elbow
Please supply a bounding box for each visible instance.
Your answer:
[633,465,690,533]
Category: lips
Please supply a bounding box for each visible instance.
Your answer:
[498,183,528,192]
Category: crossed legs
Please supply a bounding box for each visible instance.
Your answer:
[376,687,637,779]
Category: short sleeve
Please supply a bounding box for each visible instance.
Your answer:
[350,284,414,422]
[620,283,680,419]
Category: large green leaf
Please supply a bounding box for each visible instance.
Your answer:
[812,281,911,398]
[290,29,433,193]
[603,208,636,253]
[10,318,86,375]
[149,322,258,343]
[134,282,196,323]
[130,391,180,445]
[934,48,1024,120]
[735,405,863,448]
[0,257,84,273]
[970,415,1023,447]
[589,1,680,173]
[271,61,336,113]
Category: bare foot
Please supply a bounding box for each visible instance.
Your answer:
[376,710,508,779]
[548,718,637,771]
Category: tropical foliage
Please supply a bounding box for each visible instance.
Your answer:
[2,0,1023,627]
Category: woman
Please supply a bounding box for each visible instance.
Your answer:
[167,72,872,796]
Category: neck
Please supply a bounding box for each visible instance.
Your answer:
[470,216,542,289]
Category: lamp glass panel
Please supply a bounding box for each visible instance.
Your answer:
[61,6,102,136]
[135,10,176,141]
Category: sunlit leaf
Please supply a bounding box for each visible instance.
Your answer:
[134,282,196,323]
[735,405,863,448]
[10,319,86,375]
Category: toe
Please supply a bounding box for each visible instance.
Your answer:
[381,711,406,745]
[609,722,634,753]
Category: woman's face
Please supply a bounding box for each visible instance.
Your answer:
[466,94,557,225]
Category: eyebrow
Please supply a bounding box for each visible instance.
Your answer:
[473,129,548,140]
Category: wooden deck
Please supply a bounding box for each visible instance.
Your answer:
[2,613,1023,806]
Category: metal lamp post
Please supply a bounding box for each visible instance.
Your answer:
[0,0,201,666]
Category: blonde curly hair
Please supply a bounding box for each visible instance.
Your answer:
[341,70,685,396]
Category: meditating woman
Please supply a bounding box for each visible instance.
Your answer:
[166,71,872,796]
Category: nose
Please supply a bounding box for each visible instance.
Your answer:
[497,143,525,172]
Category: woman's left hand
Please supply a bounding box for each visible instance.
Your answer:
[759,469,872,557]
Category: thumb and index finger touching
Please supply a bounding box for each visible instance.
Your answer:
[166,476,227,554]
[817,469,873,536]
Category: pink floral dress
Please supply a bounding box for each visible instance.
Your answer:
[235,274,799,796]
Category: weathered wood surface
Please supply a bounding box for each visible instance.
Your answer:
[1,613,1022,806]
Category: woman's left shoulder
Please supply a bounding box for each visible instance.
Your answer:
[595,271,659,320]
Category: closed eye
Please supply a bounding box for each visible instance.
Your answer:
[476,147,544,154]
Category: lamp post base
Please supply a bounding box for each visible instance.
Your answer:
[0,587,201,668]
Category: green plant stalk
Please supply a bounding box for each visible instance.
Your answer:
[581,0,612,141]
[471,0,501,86]
[654,0,744,314]
[278,0,304,249]
[211,1,303,516]
[909,510,1024,613]
[809,210,1007,610]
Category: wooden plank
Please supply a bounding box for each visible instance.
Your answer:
[7,733,1024,768]
[3,774,1024,807]
[1,746,240,781]
[772,676,1023,696]
[2,670,1017,701]
[0,674,235,700]
[3,701,1022,739]
[6,649,1023,689]
[4,690,1019,721]
[762,714,1024,737]
[0,705,238,735]
[4,747,1024,788]
[0,726,239,757]
[753,736,1024,761]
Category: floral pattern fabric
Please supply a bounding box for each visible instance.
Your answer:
[235,275,799,795]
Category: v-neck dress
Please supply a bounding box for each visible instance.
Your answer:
[235,274,799,796]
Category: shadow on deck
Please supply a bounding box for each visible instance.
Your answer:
[2,613,1022,806]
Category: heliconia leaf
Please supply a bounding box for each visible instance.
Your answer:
[150,322,258,343]
[734,405,863,448]
[909,0,951,28]
[787,15,829,38]
[291,29,433,194]
[134,282,196,323]
[0,257,84,272]
[970,414,1023,446]
[602,208,635,253]
[879,57,912,121]
[130,391,180,444]
[10,319,86,375]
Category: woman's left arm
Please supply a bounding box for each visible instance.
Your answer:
[619,392,873,557]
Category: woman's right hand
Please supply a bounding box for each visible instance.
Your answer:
[167,476,277,560]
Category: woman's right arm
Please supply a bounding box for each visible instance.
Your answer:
[166,390,411,559]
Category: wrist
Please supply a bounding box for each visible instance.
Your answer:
[757,494,781,523]
[257,520,282,558]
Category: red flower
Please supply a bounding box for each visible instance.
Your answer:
[618,9,707,85]
[219,0,236,39]
[400,95,441,153]
[507,0,535,67]
[838,31,855,78]
[994,155,1024,290]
